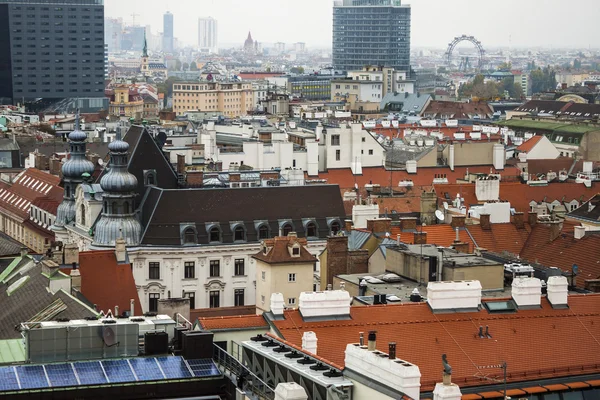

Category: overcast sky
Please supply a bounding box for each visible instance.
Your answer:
[105,0,599,49]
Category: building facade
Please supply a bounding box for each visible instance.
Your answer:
[198,17,218,53]
[332,0,411,72]
[172,81,254,117]
[0,0,106,109]
[162,11,173,53]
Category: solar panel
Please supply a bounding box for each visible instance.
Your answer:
[101,360,136,383]
[15,365,48,390]
[74,361,107,385]
[129,358,165,381]
[45,364,78,387]
[0,367,20,391]
[156,356,192,379]
[187,359,221,378]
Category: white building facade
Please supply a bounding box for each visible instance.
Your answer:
[198,17,218,53]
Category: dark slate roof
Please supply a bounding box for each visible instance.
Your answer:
[101,126,178,200]
[568,194,600,222]
[0,138,20,152]
[0,263,97,339]
[0,232,25,257]
[140,185,346,246]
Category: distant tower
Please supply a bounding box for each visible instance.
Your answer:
[53,111,95,241]
[93,127,142,247]
[163,11,174,53]
[244,31,254,53]
[141,29,150,76]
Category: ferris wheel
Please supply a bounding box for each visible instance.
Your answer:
[445,35,486,72]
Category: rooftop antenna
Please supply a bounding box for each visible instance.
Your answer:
[75,107,81,131]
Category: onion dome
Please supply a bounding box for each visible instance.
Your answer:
[68,128,87,142]
[108,139,130,153]
[100,170,138,193]
[62,157,95,178]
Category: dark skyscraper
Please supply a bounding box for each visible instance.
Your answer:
[163,11,174,53]
[332,0,411,72]
[0,0,107,111]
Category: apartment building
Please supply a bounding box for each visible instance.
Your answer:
[172,81,254,117]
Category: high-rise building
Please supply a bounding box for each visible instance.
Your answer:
[198,17,218,53]
[332,0,411,72]
[105,17,123,53]
[0,0,107,111]
[163,11,174,53]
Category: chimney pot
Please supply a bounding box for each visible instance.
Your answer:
[359,332,364,346]
[478,326,484,338]
[388,342,396,359]
[528,212,538,227]
[367,331,377,351]
[115,306,119,316]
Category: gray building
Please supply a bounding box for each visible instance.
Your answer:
[163,11,173,53]
[0,0,107,111]
[332,0,411,72]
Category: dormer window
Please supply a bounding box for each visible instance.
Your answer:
[292,247,300,256]
[258,224,269,240]
[183,228,196,244]
[282,223,293,236]
[305,221,317,238]
[330,220,341,235]
[209,226,221,243]
[234,225,246,242]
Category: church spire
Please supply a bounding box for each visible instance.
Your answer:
[142,29,148,58]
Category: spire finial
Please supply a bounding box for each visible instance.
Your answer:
[142,28,148,58]
[75,108,80,131]
[116,125,123,141]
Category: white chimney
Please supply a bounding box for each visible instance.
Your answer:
[512,277,542,308]
[427,281,482,312]
[492,143,505,171]
[115,238,127,263]
[547,276,568,308]
[433,382,462,400]
[574,226,586,240]
[406,160,417,174]
[302,331,317,355]
[270,293,285,315]
[130,299,135,317]
[448,145,455,171]
[299,290,351,318]
[344,343,421,400]
[274,383,308,400]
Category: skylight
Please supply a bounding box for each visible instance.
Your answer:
[484,300,517,313]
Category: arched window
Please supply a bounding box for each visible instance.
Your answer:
[282,223,293,236]
[112,201,119,214]
[209,227,221,242]
[184,228,196,244]
[103,201,107,213]
[123,201,130,214]
[65,186,70,198]
[306,222,317,237]
[80,204,86,226]
[330,221,341,235]
[234,226,246,241]
[258,224,269,240]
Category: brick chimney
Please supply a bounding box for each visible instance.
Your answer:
[453,242,469,254]
[176,154,186,175]
[548,221,562,242]
[513,212,525,229]
[451,215,466,229]
[63,243,79,266]
[479,214,491,230]
[229,173,241,182]
[186,170,204,187]
[414,231,427,245]
[366,218,392,234]
[344,219,353,232]
[528,212,538,227]
[399,217,417,232]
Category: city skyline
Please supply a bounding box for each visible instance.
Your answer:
[105,0,600,49]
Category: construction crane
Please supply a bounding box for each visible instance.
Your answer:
[131,13,139,26]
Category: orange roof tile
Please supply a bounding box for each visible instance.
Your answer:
[76,250,143,316]
[0,169,62,220]
[467,223,531,255]
[517,135,543,152]
[271,294,600,393]
[199,315,268,331]
[252,235,317,264]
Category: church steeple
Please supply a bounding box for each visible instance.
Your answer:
[53,109,95,231]
[93,126,142,247]
[142,29,148,58]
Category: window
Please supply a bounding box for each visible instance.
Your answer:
[331,221,341,235]
[183,228,196,244]
[149,262,160,280]
[362,137,366,142]
[331,135,340,146]
[368,149,373,155]
[80,204,85,225]
[288,273,296,282]
[209,260,220,277]
[234,259,245,276]
[184,292,195,309]
[234,225,245,241]
[282,223,293,236]
[149,293,160,312]
[288,298,296,306]
[306,222,317,237]
[209,227,220,242]
[292,247,300,256]
[209,291,220,308]
[184,261,195,279]
[258,224,269,239]
[234,289,245,306]
[261,271,266,281]
[336,150,341,161]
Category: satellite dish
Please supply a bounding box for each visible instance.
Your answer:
[435,210,445,221]
[98,158,104,167]
[102,326,117,347]
[443,202,449,210]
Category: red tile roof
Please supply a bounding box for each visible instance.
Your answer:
[252,235,317,264]
[198,314,268,331]
[272,294,600,393]
[190,305,257,322]
[517,136,543,152]
[0,169,61,220]
[76,250,143,316]
[520,225,600,285]
[467,223,532,255]
[310,166,520,190]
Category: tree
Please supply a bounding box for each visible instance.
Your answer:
[290,66,304,74]
[182,62,189,71]
[189,62,198,71]
[175,59,182,71]
[574,59,582,69]
[498,61,512,71]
